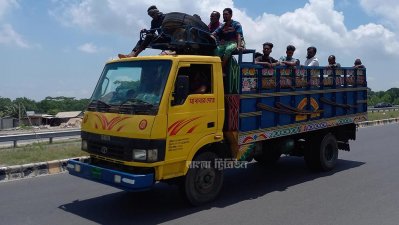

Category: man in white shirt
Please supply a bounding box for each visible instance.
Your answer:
[304,46,319,66]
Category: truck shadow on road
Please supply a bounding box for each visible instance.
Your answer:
[59,157,364,225]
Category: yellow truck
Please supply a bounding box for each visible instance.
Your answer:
[67,50,367,205]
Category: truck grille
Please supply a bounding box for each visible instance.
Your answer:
[81,131,166,162]
[87,142,131,161]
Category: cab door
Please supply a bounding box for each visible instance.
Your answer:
[166,63,218,161]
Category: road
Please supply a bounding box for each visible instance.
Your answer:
[1,123,399,225]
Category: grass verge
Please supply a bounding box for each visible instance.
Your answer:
[0,141,88,167]
[367,111,399,121]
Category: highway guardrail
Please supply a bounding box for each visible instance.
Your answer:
[368,106,399,113]
[0,129,81,148]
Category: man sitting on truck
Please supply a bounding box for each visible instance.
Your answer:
[208,11,221,33]
[304,46,319,66]
[279,45,300,67]
[327,55,341,68]
[212,8,244,73]
[255,42,279,68]
[118,5,165,58]
[353,58,365,68]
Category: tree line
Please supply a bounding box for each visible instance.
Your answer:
[368,88,399,106]
[0,96,90,118]
[1,88,398,118]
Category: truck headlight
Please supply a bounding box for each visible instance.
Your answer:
[82,140,88,150]
[133,149,147,161]
[132,149,158,162]
[147,149,158,162]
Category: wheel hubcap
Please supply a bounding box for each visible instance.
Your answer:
[195,168,216,194]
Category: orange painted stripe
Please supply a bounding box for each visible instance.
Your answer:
[117,125,125,132]
[100,114,108,129]
[170,117,201,136]
[168,119,184,133]
[107,117,129,130]
[106,116,122,129]
[187,124,199,134]
[94,114,106,129]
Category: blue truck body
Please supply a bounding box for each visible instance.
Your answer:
[222,52,367,151]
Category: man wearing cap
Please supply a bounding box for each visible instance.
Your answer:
[118,5,165,58]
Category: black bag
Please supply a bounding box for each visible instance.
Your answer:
[150,12,216,55]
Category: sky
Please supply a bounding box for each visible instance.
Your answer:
[1,0,399,101]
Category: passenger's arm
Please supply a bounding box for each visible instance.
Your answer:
[236,34,243,51]
[286,61,297,66]
[281,60,297,67]
[255,58,278,68]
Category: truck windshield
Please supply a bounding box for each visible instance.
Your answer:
[88,60,171,115]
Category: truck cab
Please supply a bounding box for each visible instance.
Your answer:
[68,55,225,194]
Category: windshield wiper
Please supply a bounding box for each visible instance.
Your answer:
[88,99,111,109]
[119,98,154,108]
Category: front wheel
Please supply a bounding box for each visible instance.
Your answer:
[182,151,224,206]
[304,133,338,171]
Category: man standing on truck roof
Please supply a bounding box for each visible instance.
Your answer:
[255,42,279,68]
[118,5,165,58]
[212,8,244,73]
[208,11,221,33]
[304,46,319,66]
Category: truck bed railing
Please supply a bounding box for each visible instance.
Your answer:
[223,61,368,132]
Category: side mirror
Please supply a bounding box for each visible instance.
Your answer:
[172,75,189,106]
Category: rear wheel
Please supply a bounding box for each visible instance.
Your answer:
[182,151,223,206]
[304,133,338,171]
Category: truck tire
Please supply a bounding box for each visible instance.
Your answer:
[304,133,338,171]
[182,151,223,206]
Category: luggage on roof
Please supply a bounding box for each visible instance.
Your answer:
[147,12,217,55]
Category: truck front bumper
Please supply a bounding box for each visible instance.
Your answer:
[66,160,154,191]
